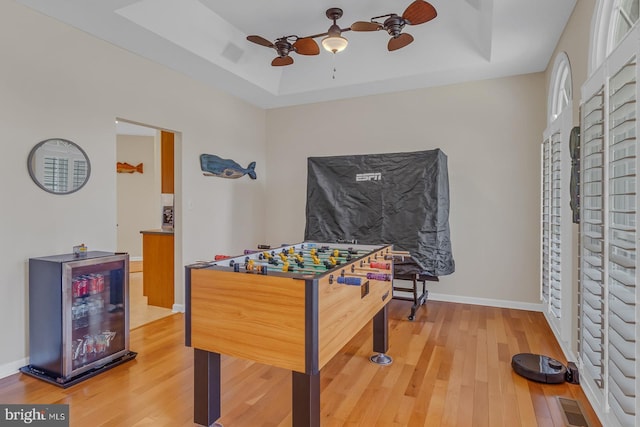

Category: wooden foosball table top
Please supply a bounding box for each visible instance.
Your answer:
[186,241,395,373]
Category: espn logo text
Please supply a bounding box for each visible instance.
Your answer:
[355,172,381,182]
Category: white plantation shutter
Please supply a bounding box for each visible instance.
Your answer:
[542,139,551,306]
[581,86,606,389]
[43,157,69,193]
[607,58,637,427]
[542,52,574,347]
[542,133,564,320]
[580,51,640,427]
[73,159,88,189]
[550,132,563,319]
[582,4,640,424]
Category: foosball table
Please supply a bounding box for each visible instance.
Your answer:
[185,242,396,427]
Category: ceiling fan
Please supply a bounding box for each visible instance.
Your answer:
[246,35,320,66]
[246,7,350,66]
[246,0,437,66]
[351,0,438,51]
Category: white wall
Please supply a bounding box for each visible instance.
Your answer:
[265,74,547,305]
[0,1,266,375]
[116,135,158,258]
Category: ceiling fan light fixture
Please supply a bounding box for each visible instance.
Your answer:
[322,35,348,53]
[247,2,438,66]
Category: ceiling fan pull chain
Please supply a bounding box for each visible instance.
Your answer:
[332,52,337,80]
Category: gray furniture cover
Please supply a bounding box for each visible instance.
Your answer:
[304,149,455,276]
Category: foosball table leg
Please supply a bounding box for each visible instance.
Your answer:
[370,305,393,366]
[193,349,222,427]
[292,371,320,427]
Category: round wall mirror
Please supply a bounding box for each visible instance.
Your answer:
[27,138,91,194]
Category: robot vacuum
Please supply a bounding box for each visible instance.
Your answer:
[511,353,568,384]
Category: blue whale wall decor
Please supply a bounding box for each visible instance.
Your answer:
[200,154,257,179]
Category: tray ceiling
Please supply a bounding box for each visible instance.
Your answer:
[16,0,577,108]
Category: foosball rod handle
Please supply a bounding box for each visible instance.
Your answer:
[390,250,411,255]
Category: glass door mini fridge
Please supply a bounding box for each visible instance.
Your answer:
[21,251,136,387]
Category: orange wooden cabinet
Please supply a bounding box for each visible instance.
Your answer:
[140,230,174,308]
[160,131,174,194]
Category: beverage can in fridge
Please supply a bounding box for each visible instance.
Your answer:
[96,273,105,292]
[88,275,98,295]
[83,335,95,354]
[79,277,88,297]
[72,279,81,298]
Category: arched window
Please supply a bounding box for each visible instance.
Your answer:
[590,0,640,71]
[541,52,574,352]
[548,53,573,123]
[612,0,639,46]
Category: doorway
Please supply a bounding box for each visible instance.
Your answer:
[115,120,175,329]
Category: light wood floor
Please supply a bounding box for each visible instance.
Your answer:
[128,259,175,330]
[0,300,601,427]
[129,271,174,330]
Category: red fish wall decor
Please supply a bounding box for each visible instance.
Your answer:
[117,162,143,174]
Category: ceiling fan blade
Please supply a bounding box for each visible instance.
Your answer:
[293,37,320,55]
[402,0,437,25]
[247,35,274,48]
[388,33,414,51]
[351,21,383,31]
[272,56,294,66]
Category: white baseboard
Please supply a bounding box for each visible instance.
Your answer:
[0,357,28,380]
[542,311,579,362]
[130,256,143,262]
[427,292,545,312]
[172,304,185,313]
